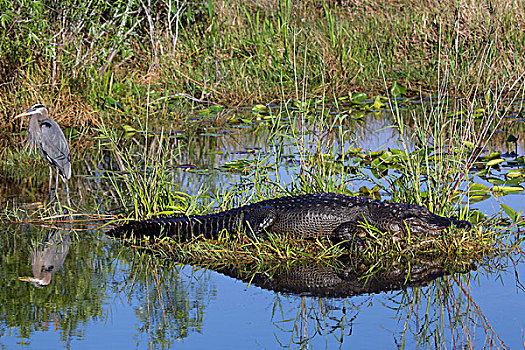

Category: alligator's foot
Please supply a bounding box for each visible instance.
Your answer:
[332,221,367,252]
[244,205,276,240]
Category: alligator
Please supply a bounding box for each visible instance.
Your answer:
[108,192,471,250]
[215,261,457,298]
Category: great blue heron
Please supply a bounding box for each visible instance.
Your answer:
[18,228,71,287]
[15,104,71,195]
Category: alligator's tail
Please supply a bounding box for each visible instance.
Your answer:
[107,212,241,242]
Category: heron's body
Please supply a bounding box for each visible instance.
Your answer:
[19,229,71,287]
[28,111,71,181]
[16,104,71,196]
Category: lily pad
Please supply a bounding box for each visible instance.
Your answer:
[369,150,385,157]
[347,148,362,155]
[486,177,505,185]
[252,104,270,115]
[390,82,407,97]
[349,92,368,104]
[220,159,252,172]
[371,96,386,110]
[486,158,505,167]
[481,152,501,161]
[492,185,524,194]
[506,170,525,179]
[469,194,491,203]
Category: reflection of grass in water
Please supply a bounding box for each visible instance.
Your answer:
[124,242,523,348]
[118,249,211,343]
[395,258,522,349]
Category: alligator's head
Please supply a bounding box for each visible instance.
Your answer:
[375,203,471,236]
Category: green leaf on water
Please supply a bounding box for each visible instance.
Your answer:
[487,177,505,184]
[371,158,382,167]
[371,96,385,110]
[500,204,519,222]
[468,210,486,224]
[389,148,405,155]
[390,82,407,97]
[469,183,490,196]
[469,194,491,203]
[359,185,381,199]
[220,159,253,173]
[369,150,385,157]
[504,179,524,186]
[481,152,501,161]
[379,151,394,162]
[350,92,367,104]
[492,185,524,194]
[229,117,253,124]
[486,158,504,166]
[506,170,525,179]
[293,100,308,110]
[347,148,362,155]
[252,104,269,115]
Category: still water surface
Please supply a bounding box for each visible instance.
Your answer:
[1,110,524,349]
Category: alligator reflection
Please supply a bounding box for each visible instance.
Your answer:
[214,261,458,298]
[18,228,72,287]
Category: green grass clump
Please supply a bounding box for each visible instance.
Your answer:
[2,0,525,130]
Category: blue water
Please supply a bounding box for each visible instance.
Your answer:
[2,112,524,349]
[2,237,523,349]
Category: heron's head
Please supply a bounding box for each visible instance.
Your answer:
[18,275,52,288]
[14,104,49,120]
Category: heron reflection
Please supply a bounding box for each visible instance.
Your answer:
[19,228,71,288]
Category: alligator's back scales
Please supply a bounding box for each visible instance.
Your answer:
[108,193,471,249]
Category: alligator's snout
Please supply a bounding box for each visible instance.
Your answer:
[401,212,472,235]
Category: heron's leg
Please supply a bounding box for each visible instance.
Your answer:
[48,166,54,200]
[65,180,71,207]
[55,168,59,194]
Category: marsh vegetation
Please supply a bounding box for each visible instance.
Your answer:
[1,0,525,348]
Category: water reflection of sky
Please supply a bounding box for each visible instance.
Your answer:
[2,111,524,349]
[5,261,524,349]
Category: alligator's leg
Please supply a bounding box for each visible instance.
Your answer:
[243,206,277,239]
[332,221,368,251]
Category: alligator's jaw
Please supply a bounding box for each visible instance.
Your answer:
[403,214,471,235]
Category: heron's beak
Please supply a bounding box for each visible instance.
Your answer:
[18,276,34,282]
[13,109,36,120]
[18,276,46,288]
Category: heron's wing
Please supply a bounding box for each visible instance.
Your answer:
[39,118,71,180]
